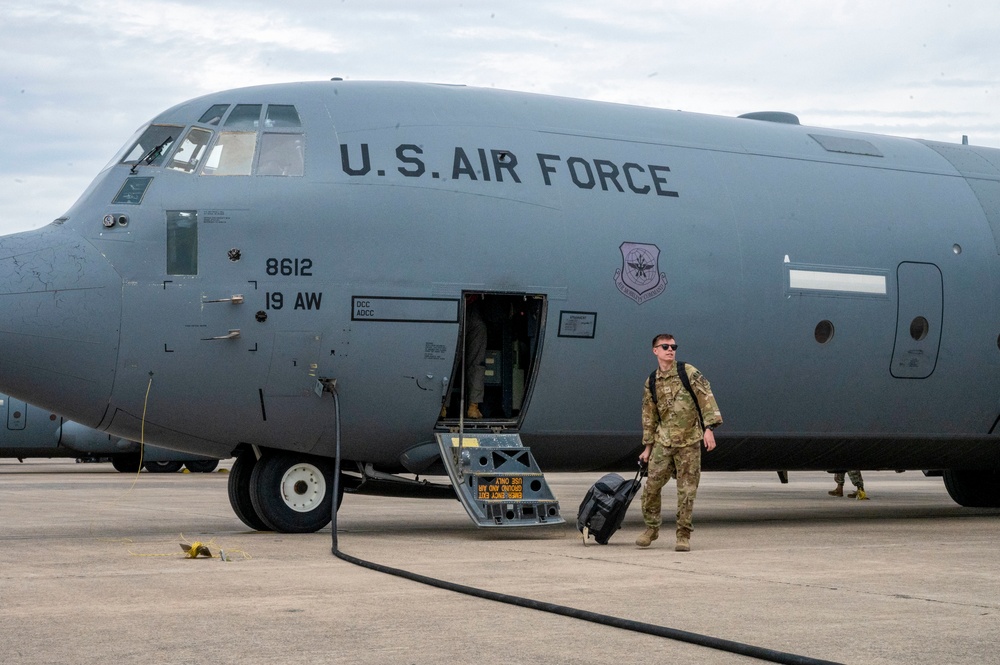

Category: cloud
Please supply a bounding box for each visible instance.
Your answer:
[2,0,1000,233]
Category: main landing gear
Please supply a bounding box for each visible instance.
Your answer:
[943,469,1000,508]
[228,448,344,533]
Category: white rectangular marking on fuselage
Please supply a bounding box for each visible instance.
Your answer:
[788,269,887,294]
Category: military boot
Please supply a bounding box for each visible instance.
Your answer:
[849,488,869,500]
[828,484,844,497]
[675,532,691,552]
[635,527,659,548]
[467,403,483,419]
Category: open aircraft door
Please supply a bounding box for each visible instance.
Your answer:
[437,292,546,428]
[890,262,943,379]
[432,292,561,527]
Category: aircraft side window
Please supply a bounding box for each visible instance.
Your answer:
[224,104,263,129]
[167,128,213,173]
[202,132,257,176]
[166,210,198,276]
[910,317,930,342]
[198,104,230,126]
[257,133,304,176]
[119,124,181,167]
[814,320,835,344]
[264,105,301,128]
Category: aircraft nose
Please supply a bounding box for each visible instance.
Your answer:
[0,224,121,427]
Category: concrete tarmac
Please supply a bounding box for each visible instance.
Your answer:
[1,460,998,665]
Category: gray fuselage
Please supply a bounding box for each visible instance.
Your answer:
[0,81,997,475]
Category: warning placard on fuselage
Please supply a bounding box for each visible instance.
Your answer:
[351,296,459,323]
[477,476,524,501]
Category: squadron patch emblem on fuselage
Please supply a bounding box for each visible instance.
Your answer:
[614,242,667,304]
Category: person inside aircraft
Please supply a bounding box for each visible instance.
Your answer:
[828,470,869,500]
[637,334,722,552]
[438,292,544,424]
[464,294,487,419]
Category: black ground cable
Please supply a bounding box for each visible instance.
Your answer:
[328,390,842,665]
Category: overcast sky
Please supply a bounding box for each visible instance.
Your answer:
[2,0,998,236]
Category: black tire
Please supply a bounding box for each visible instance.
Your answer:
[943,470,1000,507]
[249,452,343,534]
[185,459,219,473]
[228,450,271,531]
[144,461,183,473]
[111,453,142,473]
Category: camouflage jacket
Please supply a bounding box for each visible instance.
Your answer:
[641,363,723,448]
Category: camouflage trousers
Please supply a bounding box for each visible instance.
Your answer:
[641,443,701,536]
[834,470,864,488]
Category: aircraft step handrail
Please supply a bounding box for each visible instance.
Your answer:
[434,432,564,527]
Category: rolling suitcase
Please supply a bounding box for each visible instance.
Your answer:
[577,467,645,545]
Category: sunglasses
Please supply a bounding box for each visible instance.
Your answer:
[657,343,678,351]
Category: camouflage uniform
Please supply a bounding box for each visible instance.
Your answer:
[834,470,864,488]
[640,363,722,537]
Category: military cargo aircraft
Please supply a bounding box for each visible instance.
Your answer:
[0,394,221,472]
[0,80,997,533]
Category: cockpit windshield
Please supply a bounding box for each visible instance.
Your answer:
[119,124,181,168]
[198,104,229,126]
[111,103,305,177]
[167,127,213,173]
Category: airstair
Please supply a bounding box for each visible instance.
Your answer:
[434,432,563,527]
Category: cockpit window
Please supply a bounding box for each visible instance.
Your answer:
[258,134,304,176]
[202,132,257,176]
[167,128,213,173]
[166,210,198,275]
[198,104,229,126]
[265,105,301,128]
[190,103,305,177]
[119,124,181,167]
[225,104,263,129]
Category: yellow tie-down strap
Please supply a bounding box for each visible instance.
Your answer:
[450,436,480,447]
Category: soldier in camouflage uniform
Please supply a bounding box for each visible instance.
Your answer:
[636,334,722,552]
[829,470,868,500]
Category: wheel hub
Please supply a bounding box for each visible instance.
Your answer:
[279,463,327,512]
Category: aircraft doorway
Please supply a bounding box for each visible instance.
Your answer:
[437,292,546,428]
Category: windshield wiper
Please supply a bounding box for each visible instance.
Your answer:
[130,135,173,174]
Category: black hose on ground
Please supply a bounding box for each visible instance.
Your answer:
[328,390,842,665]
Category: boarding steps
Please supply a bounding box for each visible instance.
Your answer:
[434,432,563,527]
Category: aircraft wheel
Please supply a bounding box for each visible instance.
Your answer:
[111,453,142,473]
[249,452,343,533]
[185,459,219,473]
[228,450,270,531]
[144,461,183,473]
[943,470,1000,507]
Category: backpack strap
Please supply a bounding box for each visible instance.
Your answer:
[649,364,705,429]
[647,370,658,405]
[647,370,659,423]
[676,361,705,428]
